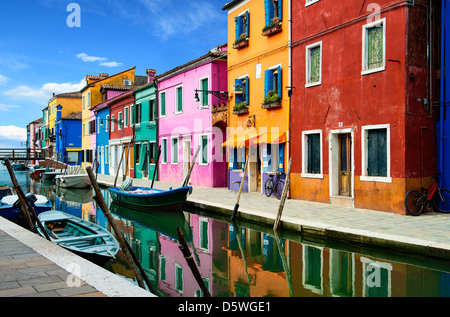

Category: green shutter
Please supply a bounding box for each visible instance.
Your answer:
[367,129,387,177]
[202,136,208,164]
[367,25,383,69]
[177,87,183,112]
[309,46,321,83]
[161,92,166,116]
[202,78,209,107]
[307,134,320,174]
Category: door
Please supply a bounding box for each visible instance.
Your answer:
[339,134,352,196]
[183,139,191,182]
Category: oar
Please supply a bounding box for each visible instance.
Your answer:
[231,152,250,221]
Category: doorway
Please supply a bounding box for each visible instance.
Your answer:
[338,134,352,197]
[183,139,191,183]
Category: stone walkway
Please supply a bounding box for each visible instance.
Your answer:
[97,174,450,260]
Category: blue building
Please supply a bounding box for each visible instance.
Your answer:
[55,105,82,165]
[93,102,110,175]
[439,0,450,189]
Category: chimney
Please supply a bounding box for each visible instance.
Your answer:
[53,93,55,98]
[99,73,109,78]
[56,104,63,122]
[146,69,156,83]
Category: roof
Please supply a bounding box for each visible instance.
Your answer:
[222,0,245,10]
[48,91,82,103]
[61,112,82,120]
[80,66,137,92]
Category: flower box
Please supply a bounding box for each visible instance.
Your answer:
[233,107,249,115]
[262,100,281,109]
[233,38,249,49]
[262,23,282,36]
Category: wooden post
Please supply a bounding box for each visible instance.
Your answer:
[182,146,201,187]
[4,159,50,240]
[86,166,147,291]
[151,146,161,189]
[231,152,250,221]
[177,226,211,297]
[273,157,293,232]
[114,146,125,188]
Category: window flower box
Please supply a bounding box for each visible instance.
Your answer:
[233,34,249,49]
[262,90,281,109]
[262,22,282,36]
[233,102,249,115]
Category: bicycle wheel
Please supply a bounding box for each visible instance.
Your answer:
[265,178,275,197]
[404,190,425,216]
[275,180,285,200]
[432,188,450,213]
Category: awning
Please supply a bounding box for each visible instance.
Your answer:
[222,132,258,147]
[66,148,82,152]
[251,132,286,145]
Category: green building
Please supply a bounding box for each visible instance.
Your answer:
[133,70,158,180]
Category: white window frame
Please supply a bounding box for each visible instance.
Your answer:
[361,18,386,76]
[301,129,323,179]
[118,112,123,130]
[199,134,209,165]
[305,0,320,7]
[305,41,322,88]
[171,137,179,164]
[105,145,109,164]
[160,91,166,117]
[149,98,157,122]
[198,76,210,109]
[97,117,101,134]
[361,124,392,183]
[199,217,210,252]
[88,92,91,108]
[105,115,110,132]
[130,105,134,126]
[175,263,183,294]
[161,138,168,164]
[175,85,183,114]
[149,141,157,166]
[124,106,129,128]
[111,115,115,132]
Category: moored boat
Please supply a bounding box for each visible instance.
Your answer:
[41,171,62,181]
[36,210,120,266]
[0,185,13,200]
[55,174,91,189]
[0,193,52,223]
[108,186,193,211]
[12,163,29,171]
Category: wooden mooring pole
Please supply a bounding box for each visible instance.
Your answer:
[231,152,250,221]
[273,157,293,232]
[182,146,201,187]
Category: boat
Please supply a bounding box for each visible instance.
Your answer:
[0,193,52,223]
[0,185,13,200]
[12,163,29,171]
[36,210,120,266]
[41,171,62,181]
[29,168,47,180]
[108,185,193,211]
[55,166,91,189]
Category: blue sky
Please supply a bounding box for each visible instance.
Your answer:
[0,0,228,148]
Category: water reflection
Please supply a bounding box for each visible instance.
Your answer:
[1,166,450,297]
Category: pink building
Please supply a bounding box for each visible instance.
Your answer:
[157,45,228,187]
[28,118,43,165]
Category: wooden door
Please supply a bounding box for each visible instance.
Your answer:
[183,140,191,182]
[339,134,351,196]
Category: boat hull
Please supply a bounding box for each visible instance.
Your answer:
[12,164,28,171]
[108,186,193,212]
[41,172,62,181]
[0,194,52,224]
[55,174,91,189]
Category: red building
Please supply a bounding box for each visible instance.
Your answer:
[108,90,136,178]
[289,0,440,213]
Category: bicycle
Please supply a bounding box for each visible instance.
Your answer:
[404,174,450,216]
[264,171,285,200]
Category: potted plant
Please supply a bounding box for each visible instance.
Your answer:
[262,90,281,109]
[262,17,282,36]
[233,101,249,114]
[233,34,249,49]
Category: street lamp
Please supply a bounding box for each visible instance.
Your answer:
[194,89,229,102]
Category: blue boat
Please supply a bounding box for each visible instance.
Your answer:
[12,163,29,171]
[0,193,52,223]
[0,185,13,200]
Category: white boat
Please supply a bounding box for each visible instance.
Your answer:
[55,166,91,189]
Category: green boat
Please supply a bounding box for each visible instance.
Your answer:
[108,186,193,212]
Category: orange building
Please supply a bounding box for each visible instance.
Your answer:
[222,0,291,196]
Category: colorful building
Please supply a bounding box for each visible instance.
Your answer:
[289,0,439,213]
[27,118,43,165]
[133,69,159,180]
[55,107,82,165]
[222,0,290,195]
[157,46,229,187]
[79,68,138,169]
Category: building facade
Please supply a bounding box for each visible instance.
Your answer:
[223,0,290,195]
[157,46,229,188]
[289,0,439,213]
[55,106,82,165]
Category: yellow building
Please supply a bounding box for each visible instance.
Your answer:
[223,0,291,195]
[80,67,137,169]
[46,91,82,159]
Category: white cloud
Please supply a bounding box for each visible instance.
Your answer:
[3,79,85,103]
[0,75,9,86]
[0,104,21,112]
[76,53,107,63]
[0,125,27,141]
[99,61,123,68]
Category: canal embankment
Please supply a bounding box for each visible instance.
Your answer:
[96,174,450,261]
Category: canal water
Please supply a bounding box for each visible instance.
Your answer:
[1,165,450,297]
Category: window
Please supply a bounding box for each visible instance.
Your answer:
[160,256,166,281]
[199,77,209,108]
[175,86,183,113]
[264,66,282,100]
[97,117,101,134]
[302,130,323,178]
[105,145,109,164]
[303,245,323,295]
[234,76,249,107]
[88,92,91,108]
[171,137,179,164]
[306,0,320,7]
[124,107,129,127]
[83,123,85,136]
[175,263,183,293]
[199,218,209,251]
[160,92,166,116]
[362,18,386,75]
[105,115,110,132]
[111,115,115,132]
[361,124,391,182]
[229,147,245,170]
[200,134,209,165]
[135,143,141,165]
[118,112,123,130]
[264,0,282,26]
[306,41,322,87]
[149,142,157,165]
[130,105,134,126]
[135,104,142,124]
[235,11,249,42]
[161,138,168,164]
[82,96,85,109]
[262,143,283,173]
[149,99,156,122]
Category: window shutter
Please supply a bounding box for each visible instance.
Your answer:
[264,0,271,26]
[277,66,282,98]
[278,0,283,22]
[161,93,166,116]
[245,11,250,37]
[235,17,240,41]
[264,69,273,98]
[245,76,250,105]
[367,129,387,177]
[235,78,243,104]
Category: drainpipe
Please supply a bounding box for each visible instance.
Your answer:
[440,0,446,187]
[287,0,292,198]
